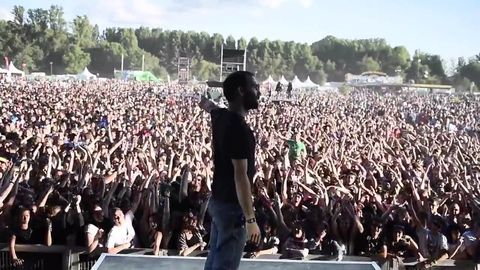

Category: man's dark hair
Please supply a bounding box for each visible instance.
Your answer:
[223,71,254,103]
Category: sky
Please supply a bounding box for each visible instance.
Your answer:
[0,0,478,64]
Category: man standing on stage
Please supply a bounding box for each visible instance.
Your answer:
[199,71,261,270]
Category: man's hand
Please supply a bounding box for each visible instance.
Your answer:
[273,192,282,209]
[198,95,219,113]
[75,195,82,207]
[95,229,104,240]
[246,221,261,245]
[13,258,24,267]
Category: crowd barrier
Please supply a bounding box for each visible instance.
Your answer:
[0,244,477,270]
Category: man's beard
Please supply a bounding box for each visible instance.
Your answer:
[243,94,259,110]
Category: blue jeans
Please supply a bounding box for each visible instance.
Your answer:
[204,198,246,270]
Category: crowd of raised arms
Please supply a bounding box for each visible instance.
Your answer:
[0,78,479,269]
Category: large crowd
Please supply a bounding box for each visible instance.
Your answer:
[0,76,479,269]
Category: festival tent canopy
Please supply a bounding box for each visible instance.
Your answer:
[279,75,289,85]
[8,62,24,76]
[191,76,198,84]
[262,75,276,85]
[302,76,319,89]
[114,70,161,82]
[76,67,97,80]
[291,75,303,89]
[133,71,160,82]
[0,68,8,74]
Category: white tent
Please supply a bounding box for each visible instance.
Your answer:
[76,67,97,80]
[8,62,24,76]
[302,76,319,89]
[191,76,199,84]
[279,75,289,85]
[262,75,276,85]
[0,68,8,74]
[291,75,303,89]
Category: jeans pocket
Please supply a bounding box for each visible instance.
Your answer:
[233,214,245,229]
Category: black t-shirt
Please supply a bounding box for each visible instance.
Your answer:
[211,108,255,205]
[388,236,414,258]
[51,212,67,245]
[308,236,337,255]
[385,219,415,241]
[354,232,387,256]
[10,226,43,245]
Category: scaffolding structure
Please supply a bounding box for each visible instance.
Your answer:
[178,57,190,84]
[220,44,246,81]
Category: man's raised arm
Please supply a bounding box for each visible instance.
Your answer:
[198,95,220,113]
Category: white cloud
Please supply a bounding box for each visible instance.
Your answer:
[258,0,313,9]
[93,0,165,26]
[80,0,314,29]
[299,0,313,8]
[259,0,287,9]
[0,7,13,21]
[248,8,265,18]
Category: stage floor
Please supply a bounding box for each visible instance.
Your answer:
[91,254,381,270]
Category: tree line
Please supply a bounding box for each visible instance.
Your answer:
[0,5,479,88]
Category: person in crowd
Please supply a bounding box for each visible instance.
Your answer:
[282,222,309,259]
[306,220,330,255]
[386,225,422,263]
[244,219,280,258]
[9,207,52,267]
[417,217,449,268]
[105,204,139,254]
[177,212,206,256]
[447,224,466,259]
[355,218,387,259]
[85,204,111,254]
[277,131,307,164]
[462,220,480,260]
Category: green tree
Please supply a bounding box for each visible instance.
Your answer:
[63,44,91,73]
[47,5,67,31]
[16,45,44,72]
[27,8,49,37]
[72,15,96,48]
[119,28,139,50]
[153,65,169,80]
[237,37,247,50]
[457,57,466,68]
[88,41,126,75]
[246,37,260,75]
[45,5,68,53]
[383,46,410,75]
[309,69,327,85]
[422,54,446,82]
[452,76,473,92]
[225,35,236,49]
[2,6,27,57]
[460,61,480,87]
[357,56,381,73]
[406,53,430,83]
[191,59,219,81]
